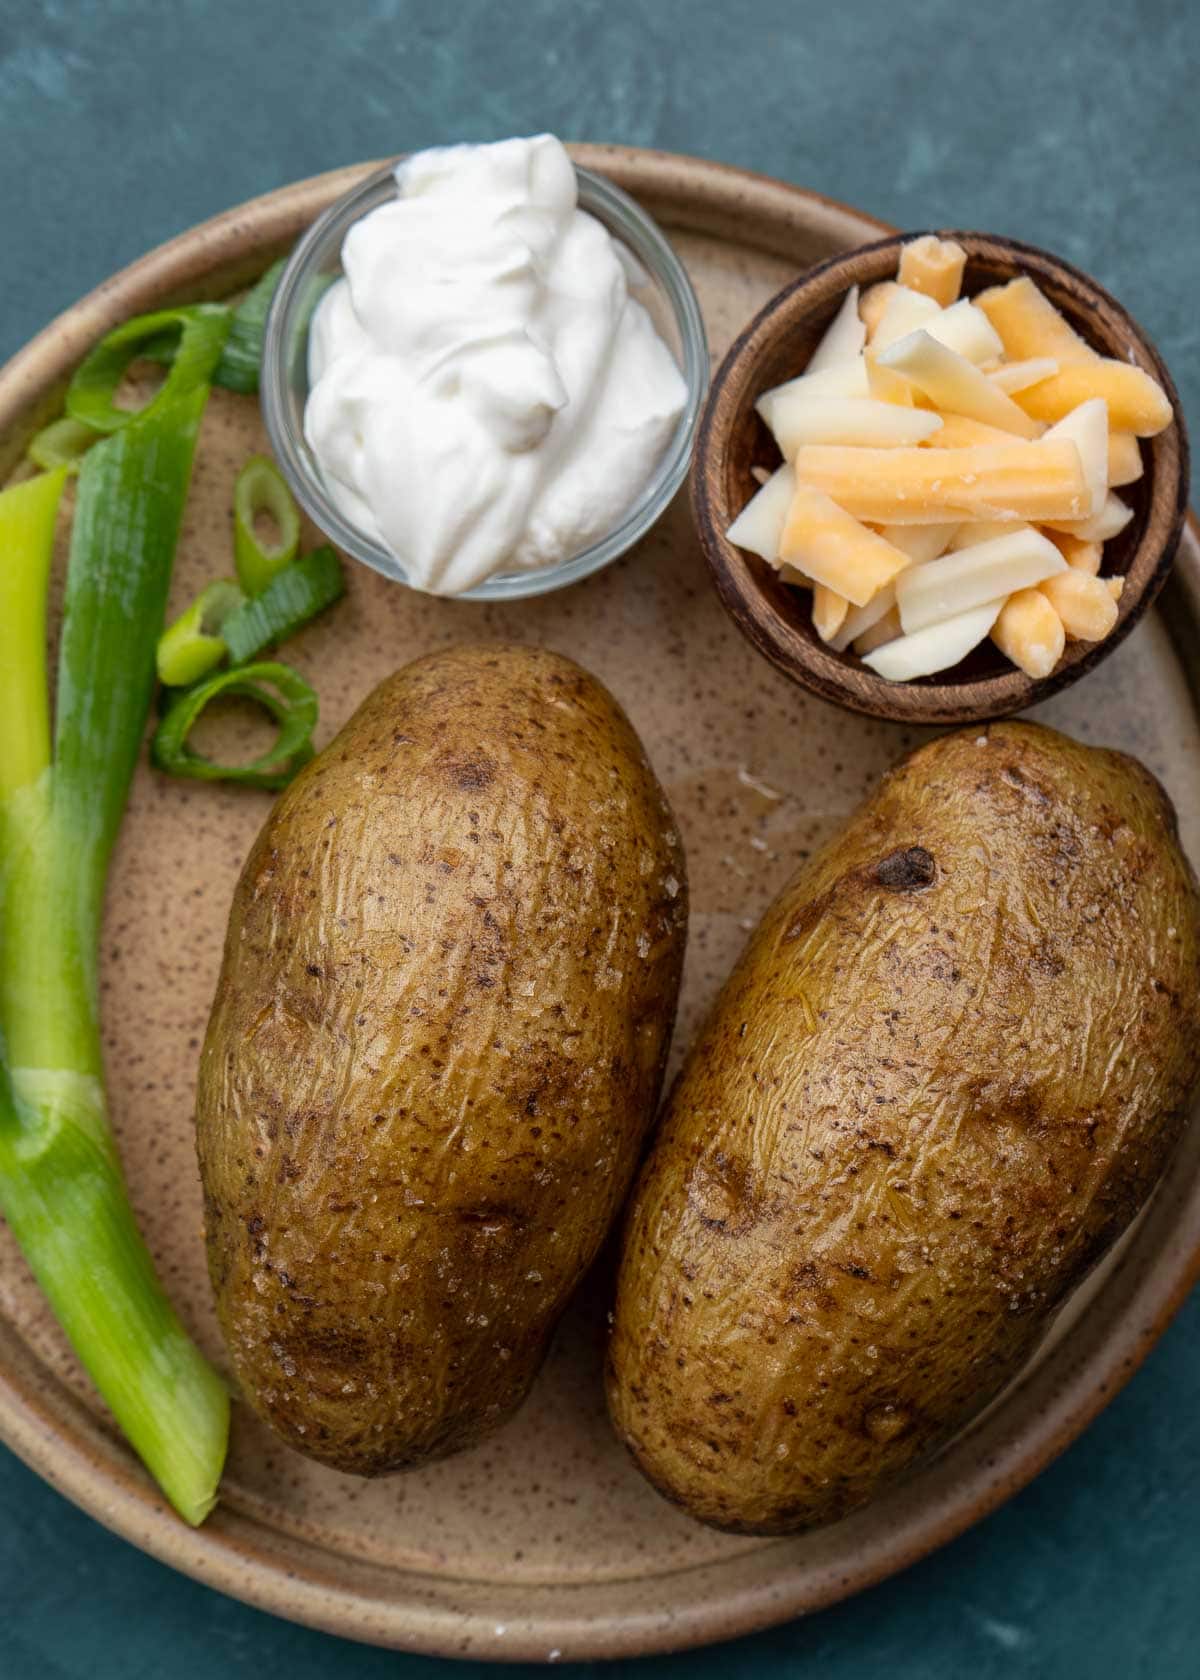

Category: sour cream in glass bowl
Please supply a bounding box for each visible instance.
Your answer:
[261,135,708,599]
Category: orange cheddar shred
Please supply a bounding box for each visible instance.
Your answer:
[791,440,1089,526]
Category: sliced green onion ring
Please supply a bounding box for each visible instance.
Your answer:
[28,415,102,473]
[133,330,179,367]
[152,660,317,789]
[156,578,246,688]
[222,546,345,665]
[123,259,287,394]
[233,454,301,595]
[66,305,230,434]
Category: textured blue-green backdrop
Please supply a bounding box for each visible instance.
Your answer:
[1,2,1197,1676]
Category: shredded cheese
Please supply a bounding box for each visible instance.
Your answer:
[779,483,913,606]
[791,440,1088,525]
[722,249,1172,684]
[1014,358,1172,435]
[898,236,967,307]
[975,276,1095,366]
[878,331,1042,438]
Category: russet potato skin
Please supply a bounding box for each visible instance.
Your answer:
[607,721,1200,1534]
[198,644,686,1474]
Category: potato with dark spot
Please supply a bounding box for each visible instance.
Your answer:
[197,644,687,1473]
[606,721,1200,1534]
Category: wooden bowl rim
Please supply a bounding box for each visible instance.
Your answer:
[692,228,1190,725]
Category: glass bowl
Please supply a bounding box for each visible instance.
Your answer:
[260,159,709,600]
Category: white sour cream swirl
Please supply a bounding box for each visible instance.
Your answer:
[305,134,687,595]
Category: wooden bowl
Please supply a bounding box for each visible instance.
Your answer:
[691,231,1190,725]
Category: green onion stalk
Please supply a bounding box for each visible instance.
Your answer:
[213,258,287,394]
[26,256,289,475]
[134,257,287,396]
[0,310,232,1524]
[27,415,101,474]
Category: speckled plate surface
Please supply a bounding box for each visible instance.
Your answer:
[0,148,1198,1663]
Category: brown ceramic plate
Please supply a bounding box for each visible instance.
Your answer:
[1,149,1199,1663]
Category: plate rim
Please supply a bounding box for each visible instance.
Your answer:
[1,144,1198,1662]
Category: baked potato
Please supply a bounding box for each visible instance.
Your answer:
[607,721,1200,1533]
[198,643,687,1473]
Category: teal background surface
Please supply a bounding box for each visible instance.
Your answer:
[1,0,1197,1674]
